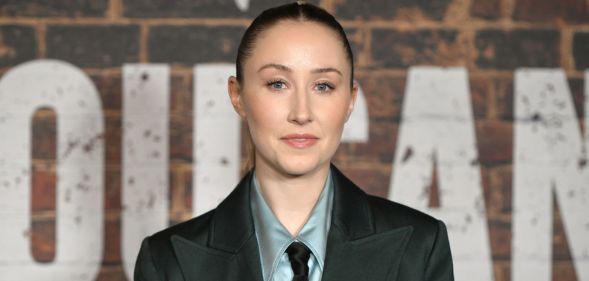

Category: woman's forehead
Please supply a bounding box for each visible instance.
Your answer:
[246,20,349,70]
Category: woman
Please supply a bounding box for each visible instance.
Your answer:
[134,2,454,281]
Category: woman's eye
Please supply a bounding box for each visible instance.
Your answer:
[315,82,334,93]
[267,80,287,90]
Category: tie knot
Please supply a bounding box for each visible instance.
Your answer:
[286,242,311,281]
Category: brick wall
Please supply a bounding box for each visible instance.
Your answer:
[0,0,587,280]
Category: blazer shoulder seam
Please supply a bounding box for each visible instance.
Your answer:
[423,219,443,268]
[144,236,164,278]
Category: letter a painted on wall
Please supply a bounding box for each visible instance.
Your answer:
[389,67,494,281]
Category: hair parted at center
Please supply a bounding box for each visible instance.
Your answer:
[235,2,355,173]
[235,2,354,87]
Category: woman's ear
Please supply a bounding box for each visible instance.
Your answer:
[345,80,359,121]
[228,76,246,118]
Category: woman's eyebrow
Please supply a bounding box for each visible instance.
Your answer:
[257,63,291,73]
[257,63,342,77]
[311,67,342,76]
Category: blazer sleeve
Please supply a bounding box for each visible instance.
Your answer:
[134,237,162,281]
[424,220,454,281]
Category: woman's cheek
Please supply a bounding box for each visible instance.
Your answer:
[249,99,282,136]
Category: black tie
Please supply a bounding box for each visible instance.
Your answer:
[286,242,311,281]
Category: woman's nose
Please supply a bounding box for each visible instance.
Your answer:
[288,88,312,125]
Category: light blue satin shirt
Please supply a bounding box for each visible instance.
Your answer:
[250,171,334,281]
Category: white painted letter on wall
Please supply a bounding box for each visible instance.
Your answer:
[512,69,589,281]
[0,60,104,280]
[193,64,241,216]
[121,64,170,280]
[389,67,494,281]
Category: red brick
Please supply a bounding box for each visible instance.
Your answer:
[91,74,122,111]
[469,77,491,119]
[103,216,121,264]
[475,121,513,165]
[475,29,560,69]
[427,160,439,208]
[357,74,405,120]
[568,78,586,120]
[105,114,122,164]
[183,166,193,211]
[514,0,589,23]
[334,0,453,21]
[553,261,579,281]
[170,74,193,115]
[344,28,366,67]
[573,32,589,70]
[0,25,37,68]
[493,261,510,281]
[47,25,139,68]
[494,78,514,120]
[488,220,511,259]
[95,265,128,281]
[169,114,192,162]
[482,166,513,219]
[331,144,349,164]
[333,163,392,199]
[471,0,501,20]
[31,168,56,212]
[372,29,467,68]
[31,108,57,160]
[123,0,318,18]
[104,167,121,211]
[169,168,187,216]
[0,0,108,17]
[31,218,55,263]
[149,26,244,65]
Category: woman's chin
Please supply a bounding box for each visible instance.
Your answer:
[275,157,327,177]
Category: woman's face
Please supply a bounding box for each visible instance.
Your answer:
[229,20,357,177]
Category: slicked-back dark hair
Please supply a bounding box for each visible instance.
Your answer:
[235,2,354,87]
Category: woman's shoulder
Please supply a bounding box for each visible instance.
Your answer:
[364,194,444,237]
[331,164,445,238]
[361,195,453,280]
[134,210,218,280]
[144,209,216,250]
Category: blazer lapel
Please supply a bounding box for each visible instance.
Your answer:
[322,165,413,281]
[171,234,262,281]
[170,171,263,281]
[321,225,413,281]
[169,165,413,281]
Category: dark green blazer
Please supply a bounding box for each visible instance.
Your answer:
[134,165,454,281]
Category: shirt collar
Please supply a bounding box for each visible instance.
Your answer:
[250,170,334,281]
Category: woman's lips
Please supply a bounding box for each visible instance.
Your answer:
[280,134,319,148]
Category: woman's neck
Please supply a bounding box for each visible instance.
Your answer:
[254,161,330,236]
